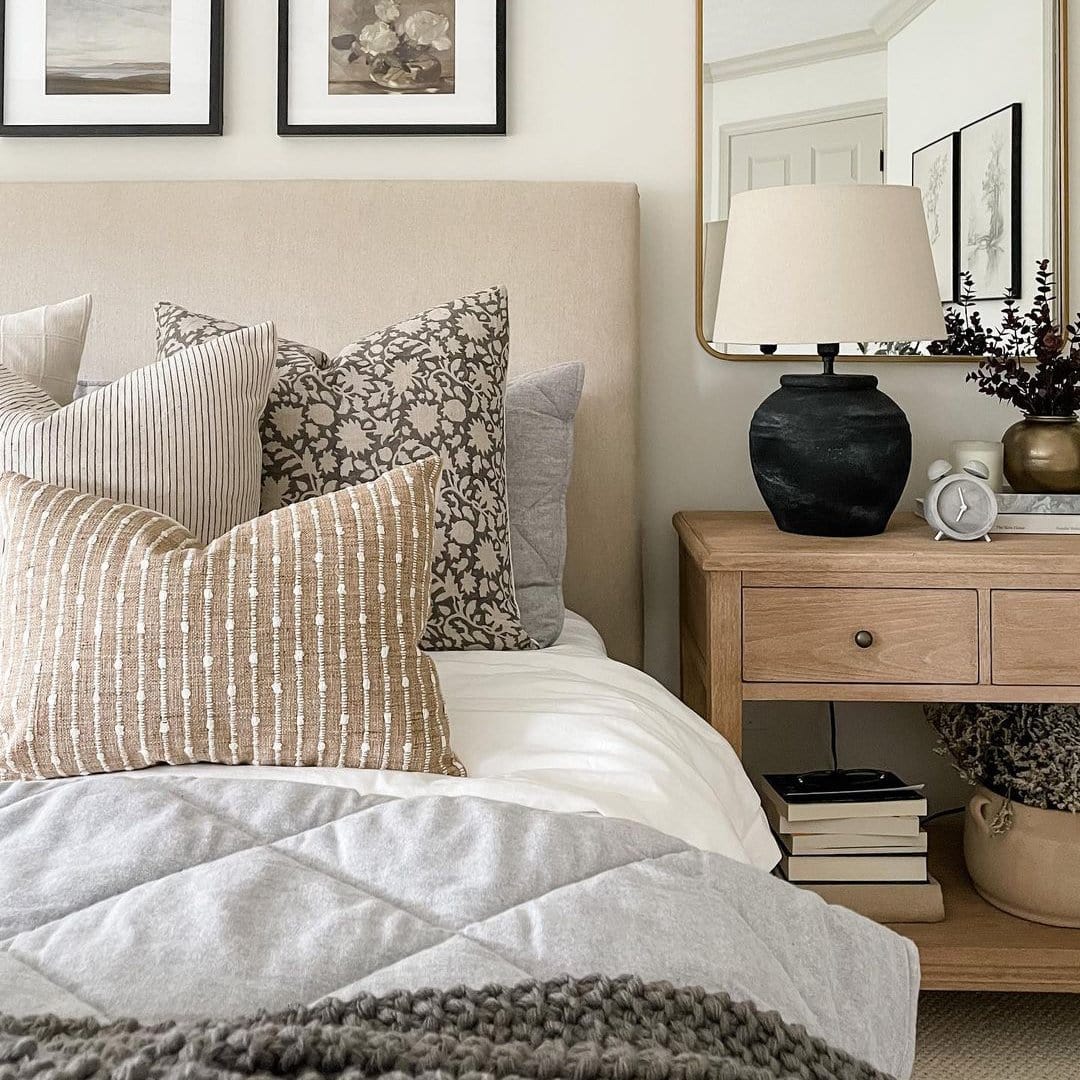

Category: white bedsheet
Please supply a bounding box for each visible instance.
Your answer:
[116,613,779,870]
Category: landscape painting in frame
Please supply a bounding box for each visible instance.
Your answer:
[279,0,504,135]
[959,103,1022,301]
[0,0,223,135]
[46,0,171,96]
[912,132,958,303]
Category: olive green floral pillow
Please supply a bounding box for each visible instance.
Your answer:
[155,288,535,652]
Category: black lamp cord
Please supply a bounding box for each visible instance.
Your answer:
[826,700,965,824]
[828,699,839,771]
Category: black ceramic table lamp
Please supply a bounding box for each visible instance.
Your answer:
[713,185,946,537]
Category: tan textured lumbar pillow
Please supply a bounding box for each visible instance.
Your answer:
[0,459,463,780]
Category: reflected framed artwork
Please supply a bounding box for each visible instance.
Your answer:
[912,132,959,304]
[0,0,223,136]
[959,103,1022,301]
[278,0,506,135]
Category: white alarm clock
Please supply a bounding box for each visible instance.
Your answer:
[924,459,998,542]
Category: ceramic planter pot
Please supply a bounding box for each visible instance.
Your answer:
[749,373,911,537]
[1002,415,1080,493]
[964,785,1080,927]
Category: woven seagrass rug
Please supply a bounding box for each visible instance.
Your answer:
[914,992,1080,1079]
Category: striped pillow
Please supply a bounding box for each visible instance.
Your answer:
[0,323,275,545]
[0,459,462,781]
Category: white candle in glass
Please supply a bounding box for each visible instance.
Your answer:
[952,440,1004,493]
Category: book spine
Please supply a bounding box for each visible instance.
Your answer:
[992,514,1080,534]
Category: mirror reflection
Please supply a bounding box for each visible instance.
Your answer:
[700,0,1066,359]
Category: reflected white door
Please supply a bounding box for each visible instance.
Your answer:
[728,111,885,199]
[716,109,885,353]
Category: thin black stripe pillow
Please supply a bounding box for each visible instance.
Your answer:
[0,323,276,545]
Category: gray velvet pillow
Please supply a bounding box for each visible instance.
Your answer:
[505,363,584,647]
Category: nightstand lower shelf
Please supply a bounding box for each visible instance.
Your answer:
[889,818,1080,992]
[675,511,1080,993]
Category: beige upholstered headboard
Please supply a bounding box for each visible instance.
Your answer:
[0,180,642,664]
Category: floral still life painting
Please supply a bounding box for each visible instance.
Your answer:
[279,0,503,135]
[330,0,455,94]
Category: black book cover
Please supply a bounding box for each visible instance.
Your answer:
[764,771,924,806]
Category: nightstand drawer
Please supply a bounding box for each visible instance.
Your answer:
[993,591,1080,685]
[743,587,979,684]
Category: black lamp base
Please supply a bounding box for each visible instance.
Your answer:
[749,369,912,538]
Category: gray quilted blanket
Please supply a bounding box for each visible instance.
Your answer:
[0,777,918,1078]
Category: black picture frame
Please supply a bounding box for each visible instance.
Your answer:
[278,0,506,136]
[911,131,961,305]
[958,102,1023,301]
[0,0,224,137]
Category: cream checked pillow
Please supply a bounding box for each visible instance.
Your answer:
[0,323,275,545]
[0,459,462,781]
[0,295,92,405]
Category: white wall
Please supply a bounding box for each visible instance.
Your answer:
[887,0,1048,305]
[1,0,1074,807]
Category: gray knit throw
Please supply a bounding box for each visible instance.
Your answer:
[0,975,891,1080]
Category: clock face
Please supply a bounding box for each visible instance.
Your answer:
[933,478,997,538]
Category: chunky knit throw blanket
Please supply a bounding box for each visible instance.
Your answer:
[0,976,890,1080]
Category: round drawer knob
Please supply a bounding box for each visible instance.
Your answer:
[853,630,874,649]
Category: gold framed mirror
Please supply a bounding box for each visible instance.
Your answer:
[696,0,1070,363]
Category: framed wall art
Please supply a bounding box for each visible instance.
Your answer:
[912,132,960,303]
[0,0,223,137]
[278,0,506,136]
[959,103,1022,300]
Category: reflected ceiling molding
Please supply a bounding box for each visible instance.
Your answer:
[704,0,936,83]
[871,0,937,39]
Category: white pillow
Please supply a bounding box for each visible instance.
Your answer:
[0,323,276,544]
[0,295,92,405]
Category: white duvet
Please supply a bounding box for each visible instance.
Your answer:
[119,614,779,870]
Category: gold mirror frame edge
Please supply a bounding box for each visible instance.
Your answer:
[694,0,1071,364]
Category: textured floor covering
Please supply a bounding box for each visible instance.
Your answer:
[913,992,1080,1079]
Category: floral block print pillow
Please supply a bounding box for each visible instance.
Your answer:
[156,288,535,652]
[155,304,330,371]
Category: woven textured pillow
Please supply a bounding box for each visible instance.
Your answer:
[0,295,92,405]
[0,323,275,545]
[156,290,534,652]
[0,459,462,781]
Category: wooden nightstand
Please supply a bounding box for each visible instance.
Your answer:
[674,510,1080,993]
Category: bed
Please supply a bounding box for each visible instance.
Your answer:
[0,180,918,1080]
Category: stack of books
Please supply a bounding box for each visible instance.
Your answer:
[762,771,945,923]
[917,492,1080,534]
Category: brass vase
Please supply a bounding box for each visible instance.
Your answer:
[1002,415,1080,494]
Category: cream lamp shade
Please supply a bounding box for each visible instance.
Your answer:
[713,184,947,347]
[701,220,728,343]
